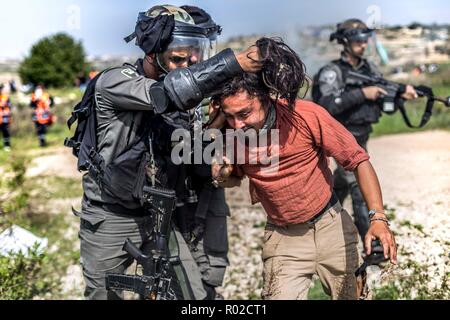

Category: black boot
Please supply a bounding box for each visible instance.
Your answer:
[202,282,224,300]
[39,137,46,147]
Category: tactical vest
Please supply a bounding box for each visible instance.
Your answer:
[315,59,382,128]
[31,92,54,125]
[65,68,152,205]
[340,59,381,126]
[65,65,197,206]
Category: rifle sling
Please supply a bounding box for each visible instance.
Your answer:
[397,96,434,128]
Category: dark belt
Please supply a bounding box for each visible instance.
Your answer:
[306,192,339,226]
[86,197,146,217]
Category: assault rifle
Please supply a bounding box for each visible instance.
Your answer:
[105,185,177,300]
[347,70,450,128]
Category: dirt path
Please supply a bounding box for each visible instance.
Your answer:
[24,147,84,299]
[26,147,82,179]
[368,130,450,206]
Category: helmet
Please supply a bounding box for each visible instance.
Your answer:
[330,19,374,45]
[145,5,196,24]
[180,5,222,57]
[180,5,222,40]
[125,4,210,71]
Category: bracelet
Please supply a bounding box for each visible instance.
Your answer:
[370,217,390,226]
[368,209,386,219]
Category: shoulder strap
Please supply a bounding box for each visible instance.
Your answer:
[66,70,106,130]
[397,86,435,128]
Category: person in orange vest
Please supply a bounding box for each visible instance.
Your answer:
[88,70,99,80]
[0,84,12,151]
[30,84,55,147]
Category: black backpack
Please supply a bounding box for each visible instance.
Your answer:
[64,70,107,180]
[64,68,152,205]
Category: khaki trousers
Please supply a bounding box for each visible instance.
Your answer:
[261,201,363,300]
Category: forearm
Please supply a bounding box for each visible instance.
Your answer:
[164,48,243,111]
[354,160,385,215]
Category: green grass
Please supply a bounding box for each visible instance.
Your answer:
[308,279,330,300]
[27,176,82,201]
[399,220,425,233]
[47,87,83,101]
[0,123,71,164]
[372,93,450,137]
[0,102,82,299]
[373,282,401,300]
[383,206,397,221]
[373,260,450,300]
[0,99,74,156]
[371,66,450,136]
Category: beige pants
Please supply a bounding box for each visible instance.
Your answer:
[261,201,363,300]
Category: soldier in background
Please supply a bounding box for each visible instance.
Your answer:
[312,19,417,262]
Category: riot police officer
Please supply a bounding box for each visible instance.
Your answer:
[312,19,417,261]
[71,5,261,300]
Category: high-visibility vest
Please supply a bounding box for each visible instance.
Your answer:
[31,92,54,125]
[89,70,99,80]
[0,94,12,125]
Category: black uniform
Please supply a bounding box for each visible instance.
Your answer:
[312,53,383,241]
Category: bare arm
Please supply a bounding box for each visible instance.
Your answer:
[354,160,397,264]
[354,160,384,212]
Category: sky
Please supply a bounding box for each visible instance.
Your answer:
[1,0,449,59]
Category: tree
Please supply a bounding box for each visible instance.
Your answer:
[19,33,89,88]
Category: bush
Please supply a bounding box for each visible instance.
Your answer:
[0,245,57,300]
[0,152,78,300]
[18,33,89,88]
[373,260,450,300]
[0,155,31,230]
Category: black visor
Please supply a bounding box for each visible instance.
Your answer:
[343,28,373,43]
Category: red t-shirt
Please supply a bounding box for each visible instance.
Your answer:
[233,100,369,226]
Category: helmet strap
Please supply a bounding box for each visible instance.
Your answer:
[155,54,170,75]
